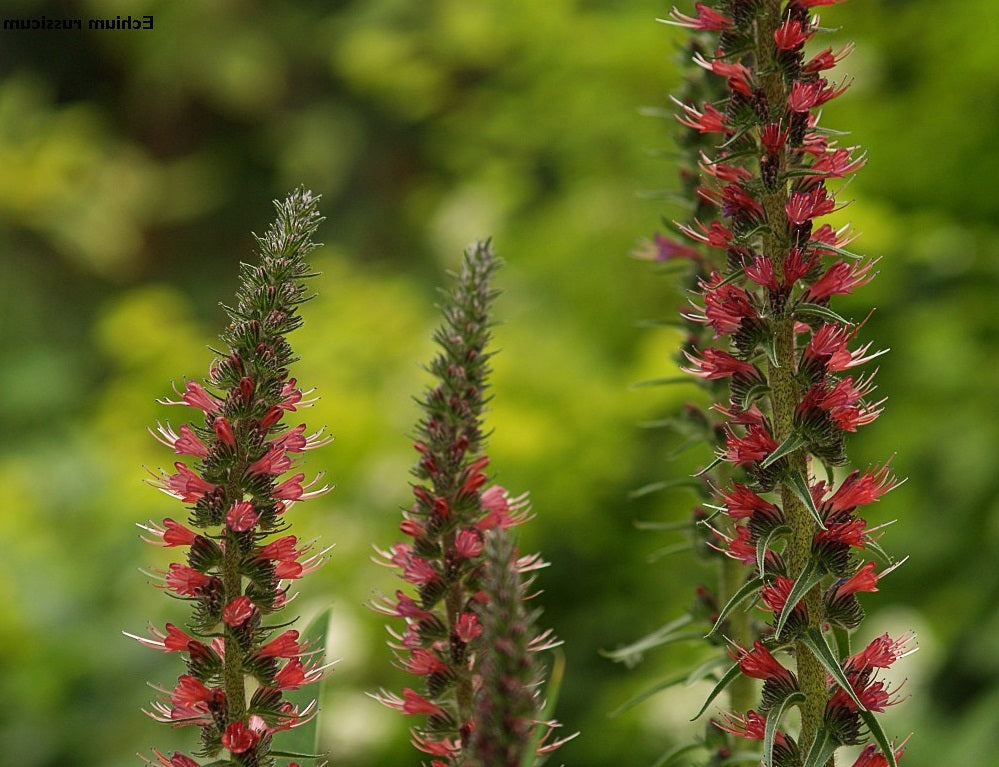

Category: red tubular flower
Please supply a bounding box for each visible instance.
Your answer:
[831,561,880,600]
[665,2,733,31]
[128,190,329,766]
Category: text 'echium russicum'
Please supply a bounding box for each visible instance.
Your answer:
[126,189,334,767]
[371,241,571,766]
[662,3,915,766]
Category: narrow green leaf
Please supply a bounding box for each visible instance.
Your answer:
[787,471,826,529]
[634,519,696,532]
[608,671,691,717]
[811,241,863,260]
[693,454,724,477]
[629,477,704,499]
[800,628,865,710]
[794,302,854,325]
[756,525,788,577]
[691,661,741,720]
[775,560,825,641]
[652,741,704,767]
[761,433,808,469]
[800,726,839,767]
[523,648,570,767]
[721,750,766,766]
[859,709,898,767]
[648,542,695,562]
[601,615,697,665]
[764,692,804,767]
[707,576,763,637]
[684,653,730,686]
[631,376,698,389]
[277,606,332,758]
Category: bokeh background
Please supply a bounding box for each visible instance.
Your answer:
[2,0,998,765]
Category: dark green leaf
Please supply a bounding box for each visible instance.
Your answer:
[757,525,789,576]
[800,628,865,710]
[629,477,704,499]
[602,614,697,665]
[787,471,826,529]
[652,741,705,767]
[859,709,898,767]
[800,726,839,767]
[794,302,854,325]
[631,376,698,389]
[761,433,808,469]
[775,560,826,640]
[764,692,804,767]
[707,576,763,637]
[608,670,691,717]
[691,661,741,720]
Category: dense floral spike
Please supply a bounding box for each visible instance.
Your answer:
[465,527,568,767]
[129,189,331,767]
[664,3,912,765]
[630,13,774,763]
[371,241,565,765]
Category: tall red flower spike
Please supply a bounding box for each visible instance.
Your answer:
[128,189,332,767]
[371,241,568,765]
[663,3,914,766]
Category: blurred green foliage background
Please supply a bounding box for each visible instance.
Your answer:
[2,1,998,765]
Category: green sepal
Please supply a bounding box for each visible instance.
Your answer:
[859,709,898,767]
[800,726,840,767]
[691,661,741,721]
[764,691,804,767]
[608,670,690,717]
[757,525,788,576]
[762,335,780,368]
[761,433,808,469]
[739,381,771,411]
[794,302,854,326]
[707,576,763,637]
[775,560,826,640]
[799,628,865,710]
[652,741,705,767]
[787,470,826,529]
[602,614,698,665]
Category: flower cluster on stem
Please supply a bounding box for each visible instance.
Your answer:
[127,189,332,767]
[371,240,567,765]
[664,2,913,765]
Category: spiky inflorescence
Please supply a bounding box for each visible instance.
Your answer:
[129,189,332,767]
[665,3,913,765]
[466,527,565,767]
[371,241,566,766]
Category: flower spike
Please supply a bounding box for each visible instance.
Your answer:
[373,240,567,765]
[128,189,331,766]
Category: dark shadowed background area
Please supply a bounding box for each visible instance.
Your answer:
[2,1,998,765]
